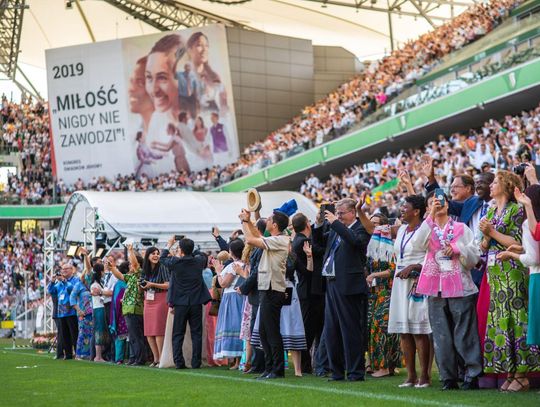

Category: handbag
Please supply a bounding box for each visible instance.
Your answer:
[209,275,222,316]
[283,287,293,306]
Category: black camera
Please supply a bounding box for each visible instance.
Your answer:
[513,163,528,176]
[139,277,147,288]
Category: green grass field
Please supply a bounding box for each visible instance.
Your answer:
[1,339,538,406]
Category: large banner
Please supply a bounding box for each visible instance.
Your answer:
[46,25,239,184]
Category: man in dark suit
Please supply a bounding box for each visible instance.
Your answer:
[236,218,267,374]
[162,236,211,369]
[313,198,371,382]
[291,213,325,374]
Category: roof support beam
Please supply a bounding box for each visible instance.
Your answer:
[102,0,258,31]
[0,0,27,79]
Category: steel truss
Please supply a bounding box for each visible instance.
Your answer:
[103,0,257,31]
[0,0,26,79]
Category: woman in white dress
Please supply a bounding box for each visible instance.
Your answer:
[387,194,432,388]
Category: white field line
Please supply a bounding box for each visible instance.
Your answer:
[3,349,473,407]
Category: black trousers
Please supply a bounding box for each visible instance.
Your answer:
[103,302,113,360]
[53,318,63,358]
[125,314,145,364]
[324,281,367,380]
[59,315,78,359]
[300,295,325,373]
[259,289,286,376]
[249,303,265,372]
[173,304,203,368]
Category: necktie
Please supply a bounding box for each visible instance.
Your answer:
[322,235,341,277]
[480,202,489,218]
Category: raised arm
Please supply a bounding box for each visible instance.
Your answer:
[126,244,140,272]
[356,193,375,235]
[108,257,125,282]
[240,209,265,249]
[515,187,537,237]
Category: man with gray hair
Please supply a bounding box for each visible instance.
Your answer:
[47,261,79,359]
[313,198,371,381]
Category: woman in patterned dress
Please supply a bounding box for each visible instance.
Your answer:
[365,213,402,378]
[479,170,540,392]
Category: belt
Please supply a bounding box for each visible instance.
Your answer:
[326,276,336,282]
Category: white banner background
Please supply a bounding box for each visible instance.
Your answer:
[46,24,238,184]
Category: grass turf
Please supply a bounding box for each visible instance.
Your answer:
[1,341,539,406]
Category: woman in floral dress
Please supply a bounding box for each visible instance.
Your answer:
[479,170,540,392]
[365,214,402,377]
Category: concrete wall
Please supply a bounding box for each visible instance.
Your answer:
[226,28,314,149]
[313,46,363,101]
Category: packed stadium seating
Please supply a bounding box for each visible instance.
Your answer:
[0,0,527,204]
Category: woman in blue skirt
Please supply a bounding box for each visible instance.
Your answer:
[214,239,246,369]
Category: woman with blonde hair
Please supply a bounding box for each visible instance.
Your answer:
[479,170,540,391]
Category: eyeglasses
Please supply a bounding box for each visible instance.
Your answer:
[336,209,354,216]
[450,184,465,189]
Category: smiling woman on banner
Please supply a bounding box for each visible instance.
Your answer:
[144,34,189,176]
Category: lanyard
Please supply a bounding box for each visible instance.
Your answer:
[400,225,419,260]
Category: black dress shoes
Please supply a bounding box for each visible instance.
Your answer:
[461,378,479,390]
[264,373,283,380]
[245,367,264,374]
[315,371,328,378]
[442,380,460,390]
[347,376,365,382]
[255,371,271,380]
[328,376,344,382]
[175,364,187,369]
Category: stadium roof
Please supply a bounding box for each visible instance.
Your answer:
[57,190,318,248]
[1,0,474,99]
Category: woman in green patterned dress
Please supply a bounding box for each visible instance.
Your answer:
[365,213,402,377]
[479,170,540,392]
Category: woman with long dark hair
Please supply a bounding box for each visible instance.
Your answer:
[187,31,228,114]
[90,263,108,362]
[141,246,171,367]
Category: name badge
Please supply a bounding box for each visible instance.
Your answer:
[487,254,496,267]
[435,251,453,273]
[59,294,65,301]
[146,289,155,301]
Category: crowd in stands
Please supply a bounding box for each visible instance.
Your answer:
[0,0,526,204]
[0,230,46,320]
[301,103,540,213]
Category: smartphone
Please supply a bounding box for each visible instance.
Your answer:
[174,234,185,241]
[434,188,445,206]
[321,203,335,214]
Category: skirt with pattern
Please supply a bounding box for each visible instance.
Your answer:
[214,292,245,359]
[251,284,307,351]
[76,313,93,359]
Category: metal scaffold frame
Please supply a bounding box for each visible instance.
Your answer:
[43,229,57,334]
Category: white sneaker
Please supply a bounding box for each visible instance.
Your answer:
[398,381,416,388]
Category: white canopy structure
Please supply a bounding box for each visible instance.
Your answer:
[57,190,319,249]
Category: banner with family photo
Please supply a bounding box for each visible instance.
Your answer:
[46,24,239,183]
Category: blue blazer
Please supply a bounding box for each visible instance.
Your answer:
[426,181,483,225]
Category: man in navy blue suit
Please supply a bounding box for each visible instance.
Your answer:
[312,198,371,382]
